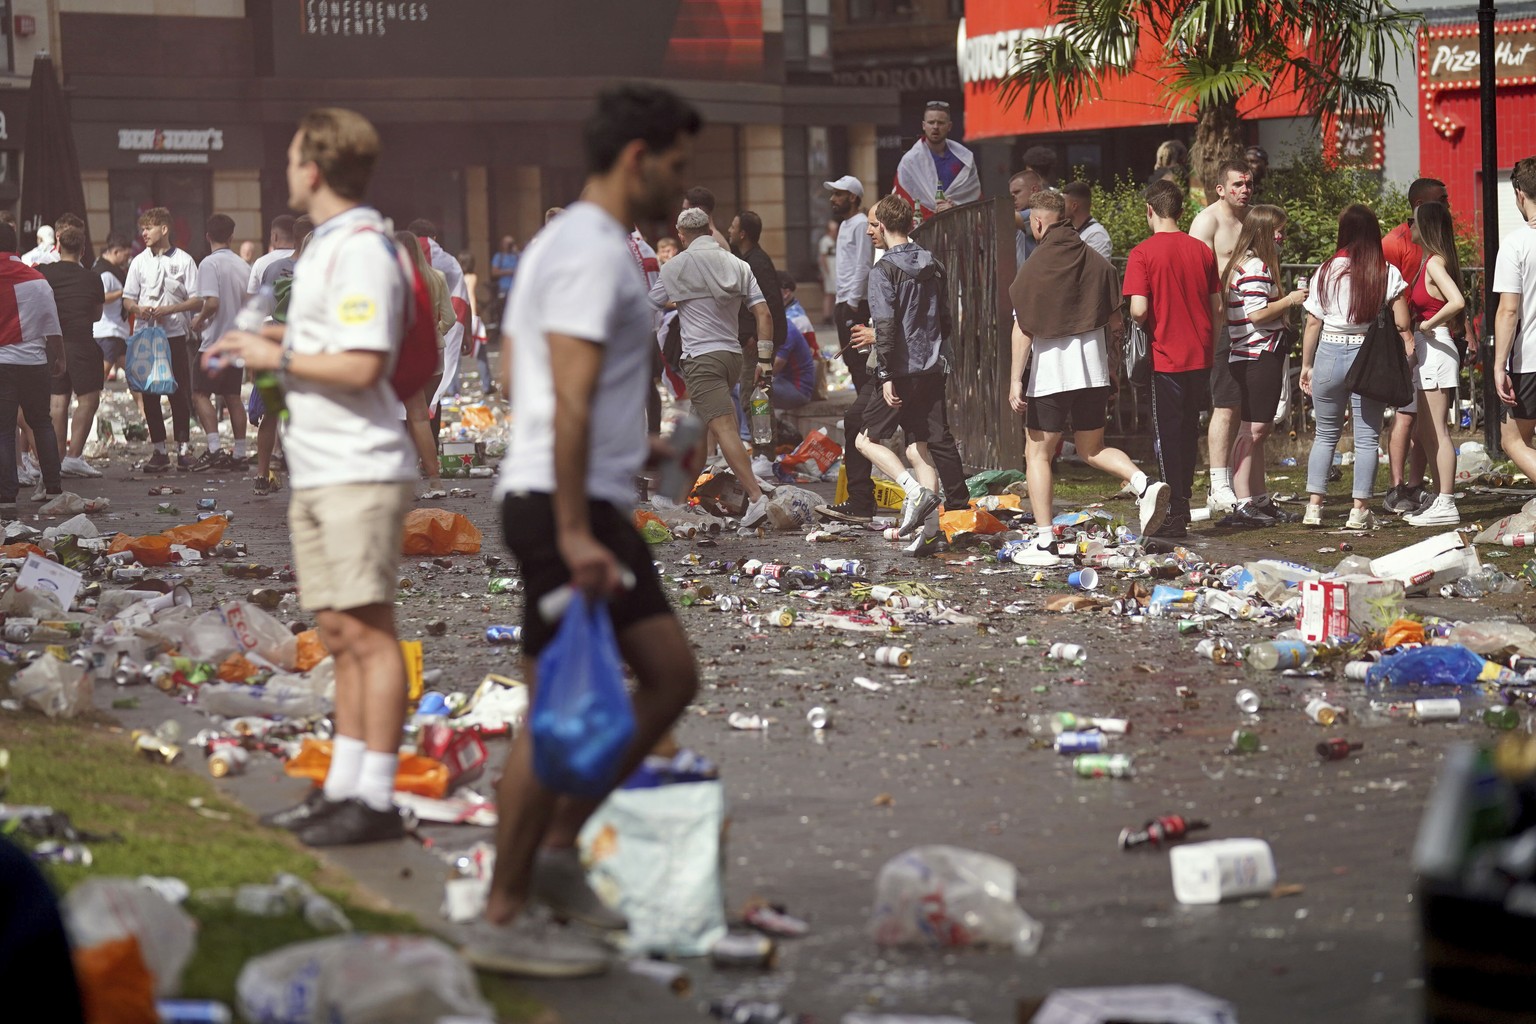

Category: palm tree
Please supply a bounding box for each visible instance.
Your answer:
[998,0,1421,190]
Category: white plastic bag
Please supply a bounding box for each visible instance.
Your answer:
[10,654,92,718]
[1455,441,1493,483]
[868,845,1042,955]
[182,602,298,668]
[236,934,491,1024]
[64,878,197,998]
[577,780,726,956]
[765,485,824,530]
[197,658,335,718]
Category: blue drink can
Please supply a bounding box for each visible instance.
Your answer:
[1054,730,1108,755]
[485,625,523,644]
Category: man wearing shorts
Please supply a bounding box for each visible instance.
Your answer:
[1494,156,1536,488]
[651,206,772,527]
[40,225,105,478]
[852,194,952,556]
[1190,160,1252,512]
[122,207,200,472]
[189,214,252,470]
[91,233,132,382]
[1007,189,1169,566]
[468,84,704,978]
[205,108,415,848]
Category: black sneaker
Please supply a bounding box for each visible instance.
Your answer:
[1151,513,1190,539]
[1381,485,1417,515]
[253,474,272,497]
[210,450,239,471]
[143,451,171,473]
[903,529,946,558]
[295,798,406,847]
[815,501,874,524]
[1221,501,1278,527]
[176,453,194,472]
[261,789,343,831]
[1253,497,1299,523]
[188,449,217,472]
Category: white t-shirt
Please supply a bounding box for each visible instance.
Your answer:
[835,213,873,304]
[196,247,252,350]
[94,269,129,340]
[497,201,655,509]
[122,245,200,339]
[1492,223,1536,372]
[1078,219,1113,260]
[248,248,296,293]
[1026,325,1110,397]
[1303,258,1406,335]
[282,205,415,490]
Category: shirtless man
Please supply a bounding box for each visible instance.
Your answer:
[1189,159,1253,514]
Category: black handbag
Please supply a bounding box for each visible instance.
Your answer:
[1123,320,1151,387]
[1344,301,1413,408]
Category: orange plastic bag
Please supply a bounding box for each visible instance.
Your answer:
[161,515,227,552]
[459,404,495,430]
[108,533,174,567]
[295,629,327,672]
[779,428,842,474]
[401,508,482,555]
[938,507,1007,541]
[1383,618,1425,648]
[634,509,667,532]
[284,737,449,798]
[217,652,260,682]
[0,542,45,559]
[74,936,157,1024]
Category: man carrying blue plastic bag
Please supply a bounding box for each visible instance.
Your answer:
[461,85,703,980]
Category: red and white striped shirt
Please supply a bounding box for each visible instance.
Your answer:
[0,254,62,366]
[1226,254,1284,361]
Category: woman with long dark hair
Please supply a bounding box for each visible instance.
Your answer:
[1298,204,1415,529]
[1219,204,1308,526]
[1401,201,1466,526]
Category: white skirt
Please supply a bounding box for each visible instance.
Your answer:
[1415,325,1458,390]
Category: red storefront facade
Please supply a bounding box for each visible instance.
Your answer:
[1418,17,1536,241]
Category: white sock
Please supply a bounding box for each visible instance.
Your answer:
[356,750,399,812]
[898,470,923,497]
[233,439,247,459]
[323,735,366,801]
[1130,470,1149,496]
[206,438,221,454]
[1211,468,1232,492]
[1035,529,1054,550]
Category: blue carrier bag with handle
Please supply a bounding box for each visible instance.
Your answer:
[530,593,636,797]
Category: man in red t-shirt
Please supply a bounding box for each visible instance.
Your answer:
[1381,176,1449,515]
[1123,179,1223,537]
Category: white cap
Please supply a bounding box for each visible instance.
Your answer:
[823,175,864,198]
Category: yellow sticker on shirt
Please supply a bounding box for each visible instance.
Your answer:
[338,296,376,325]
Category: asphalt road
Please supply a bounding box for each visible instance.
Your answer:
[63,426,1536,1024]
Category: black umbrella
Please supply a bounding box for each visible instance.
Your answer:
[18,53,90,261]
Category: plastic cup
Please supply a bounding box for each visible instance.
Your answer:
[1068,568,1099,590]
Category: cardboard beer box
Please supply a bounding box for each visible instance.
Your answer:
[1297,574,1406,641]
[439,440,483,479]
[1369,531,1479,595]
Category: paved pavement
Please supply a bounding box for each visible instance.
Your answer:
[56,424,1536,1024]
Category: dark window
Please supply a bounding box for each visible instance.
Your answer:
[109,169,213,260]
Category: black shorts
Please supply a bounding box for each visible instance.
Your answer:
[501,493,673,658]
[1506,370,1536,422]
[861,373,947,443]
[1230,351,1285,424]
[50,341,105,397]
[191,338,242,396]
[1025,386,1110,433]
[1210,336,1241,409]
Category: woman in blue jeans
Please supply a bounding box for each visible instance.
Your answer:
[1298,204,1415,530]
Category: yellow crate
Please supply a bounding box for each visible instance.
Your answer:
[832,464,905,509]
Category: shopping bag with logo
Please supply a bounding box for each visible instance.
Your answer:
[125,324,177,395]
[531,596,635,797]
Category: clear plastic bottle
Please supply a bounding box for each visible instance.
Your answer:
[749,385,773,445]
[1245,640,1315,671]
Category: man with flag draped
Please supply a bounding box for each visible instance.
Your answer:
[892,101,981,221]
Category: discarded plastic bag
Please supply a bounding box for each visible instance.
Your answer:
[72,935,158,1024]
[578,779,727,956]
[40,492,109,516]
[634,509,668,534]
[162,516,227,552]
[294,629,327,672]
[869,845,1042,955]
[939,507,1007,541]
[197,659,335,719]
[639,518,673,544]
[236,934,491,1024]
[222,600,299,668]
[1474,497,1536,546]
[0,542,45,559]
[401,508,482,555]
[766,485,824,530]
[1448,620,1536,656]
[109,533,174,567]
[54,513,100,538]
[10,653,92,718]
[1455,441,1494,483]
[779,427,842,475]
[64,878,197,998]
[966,468,1027,497]
[531,595,635,796]
[285,738,448,798]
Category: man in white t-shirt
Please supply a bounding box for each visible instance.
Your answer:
[465,85,704,980]
[206,108,415,850]
[122,207,202,471]
[91,233,133,380]
[1007,189,1169,565]
[247,213,297,293]
[188,214,252,470]
[1494,155,1536,486]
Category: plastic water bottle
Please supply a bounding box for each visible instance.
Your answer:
[749,385,773,445]
[1245,640,1314,671]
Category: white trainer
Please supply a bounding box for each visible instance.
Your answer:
[1404,495,1460,528]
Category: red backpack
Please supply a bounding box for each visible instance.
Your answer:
[329,225,440,401]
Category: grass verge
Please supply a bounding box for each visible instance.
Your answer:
[0,714,546,1022]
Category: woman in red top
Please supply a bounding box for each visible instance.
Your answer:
[1402,201,1466,527]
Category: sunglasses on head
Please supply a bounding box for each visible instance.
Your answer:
[925,101,950,111]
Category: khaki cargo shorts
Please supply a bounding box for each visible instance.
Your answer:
[289,481,413,612]
[681,348,742,424]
